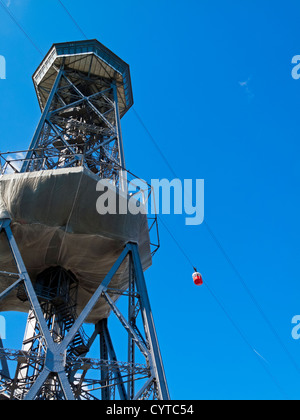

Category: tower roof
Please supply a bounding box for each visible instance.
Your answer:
[33,39,134,117]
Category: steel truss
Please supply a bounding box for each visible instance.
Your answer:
[21,66,126,187]
[0,219,169,400]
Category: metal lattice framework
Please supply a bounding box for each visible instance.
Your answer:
[0,219,169,400]
[0,40,169,400]
[22,67,125,185]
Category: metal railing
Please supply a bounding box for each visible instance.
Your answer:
[0,149,160,256]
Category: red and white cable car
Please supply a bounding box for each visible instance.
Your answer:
[192,271,203,286]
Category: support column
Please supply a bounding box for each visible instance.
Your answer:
[98,319,128,401]
[99,320,110,400]
[129,243,170,401]
[112,81,127,192]
[21,68,64,173]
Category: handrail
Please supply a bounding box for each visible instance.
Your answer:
[0,149,160,256]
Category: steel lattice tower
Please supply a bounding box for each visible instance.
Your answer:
[0,40,169,400]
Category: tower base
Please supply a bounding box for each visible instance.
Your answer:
[0,219,169,400]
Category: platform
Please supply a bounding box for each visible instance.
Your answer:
[0,167,151,323]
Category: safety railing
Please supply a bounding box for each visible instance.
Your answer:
[0,149,160,257]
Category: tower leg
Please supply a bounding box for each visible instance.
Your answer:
[0,336,9,380]
[99,319,110,400]
[131,244,170,400]
[128,256,136,400]
[130,243,170,401]
[98,319,128,400]
[102,243,170,400]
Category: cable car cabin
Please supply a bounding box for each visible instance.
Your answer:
[193,272,203,286]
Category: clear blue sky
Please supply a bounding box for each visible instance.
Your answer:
[1,0,300,400]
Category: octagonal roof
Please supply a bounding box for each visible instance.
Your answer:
[32,39,134,117]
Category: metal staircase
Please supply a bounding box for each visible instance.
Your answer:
[55,302,88,356]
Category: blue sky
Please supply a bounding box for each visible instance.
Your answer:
[1,0,300,400]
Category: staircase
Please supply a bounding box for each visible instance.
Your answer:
[55,303,89,356]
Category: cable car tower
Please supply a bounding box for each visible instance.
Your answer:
[0,40,169,400]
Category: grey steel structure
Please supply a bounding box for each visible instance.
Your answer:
[0,40,169,400]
